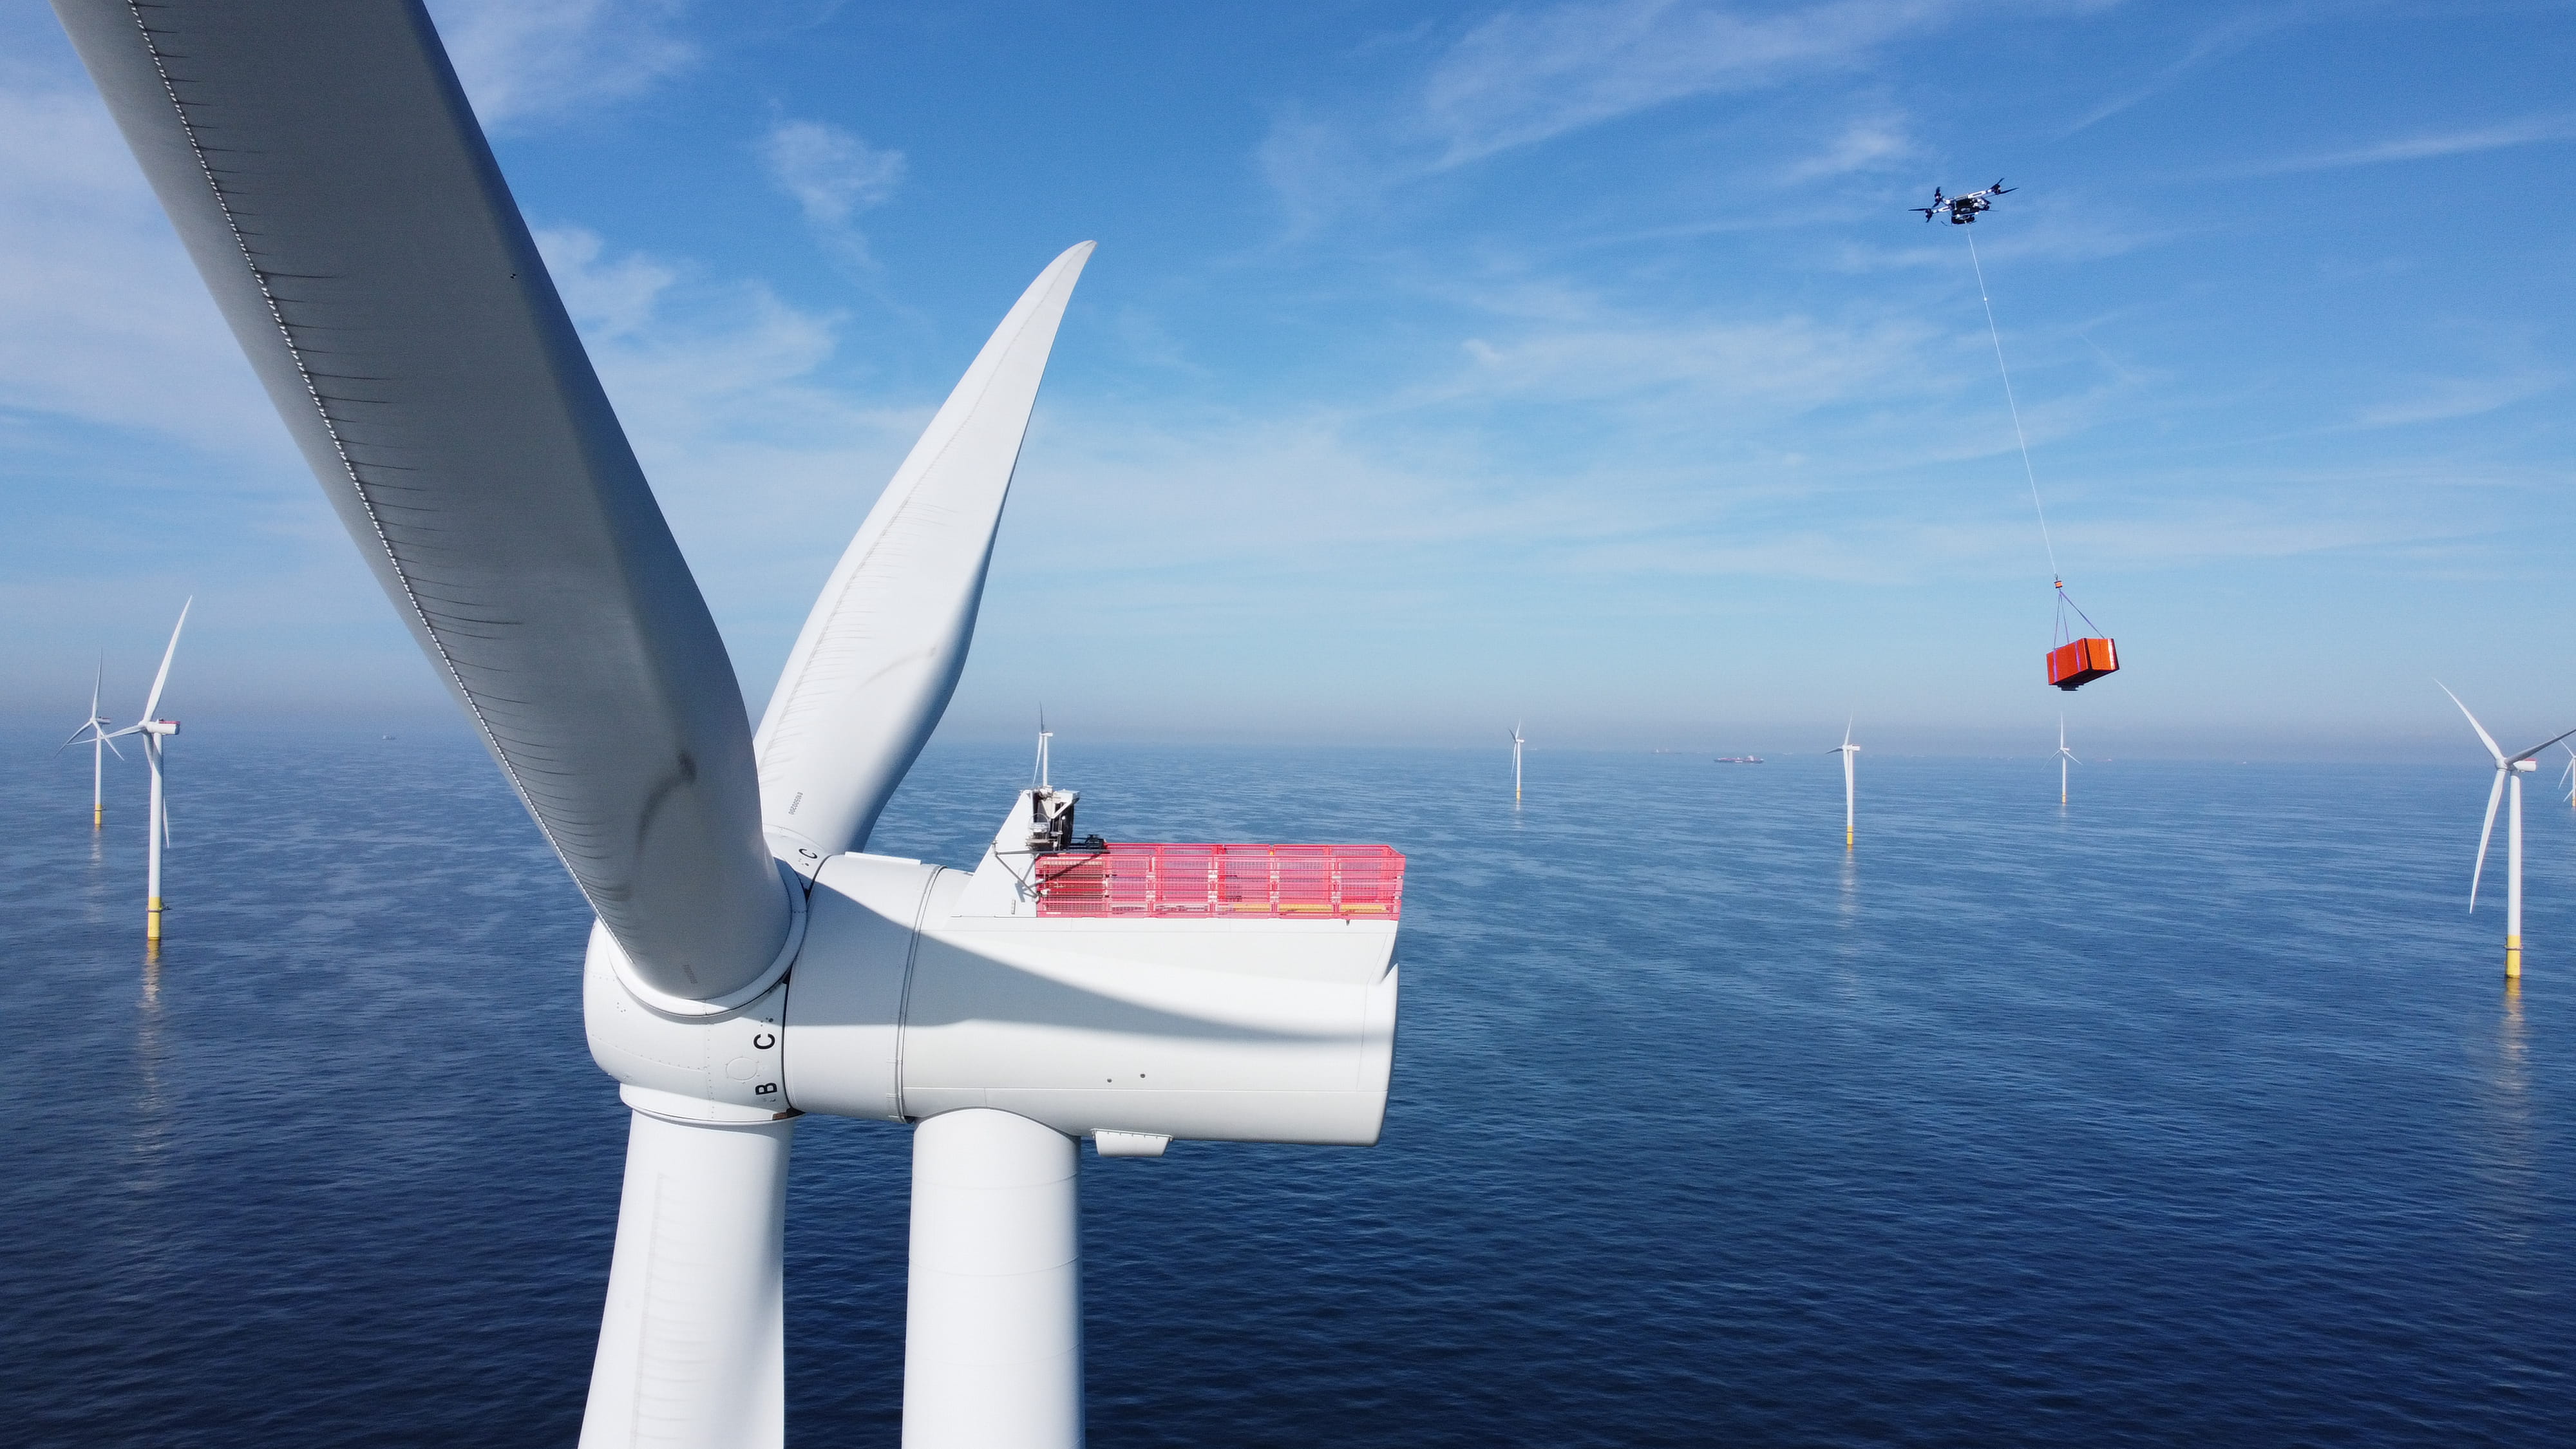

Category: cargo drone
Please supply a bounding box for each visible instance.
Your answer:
[1913,180,2014,224]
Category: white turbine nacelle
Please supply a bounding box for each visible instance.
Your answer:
[585,788,1400,1150]
[142,719,180,736]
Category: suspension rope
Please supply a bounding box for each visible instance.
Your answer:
[1966,229,2056,583]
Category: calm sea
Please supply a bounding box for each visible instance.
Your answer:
[3,730,2568,1446]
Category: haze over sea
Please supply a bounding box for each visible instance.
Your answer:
[5,729,2570,1447]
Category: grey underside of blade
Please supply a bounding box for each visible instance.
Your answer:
[54,0,787,1001]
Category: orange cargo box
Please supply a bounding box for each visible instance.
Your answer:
[2047,637,2118,691]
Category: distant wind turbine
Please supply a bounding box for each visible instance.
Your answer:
[2440,683,2576,983]
[60,658,122,829]
[2560,744,2575,810]
[1828,721,1860,849]
[2056,715,2079,805]
[1511,723,1524,804]
[104,601,190,949]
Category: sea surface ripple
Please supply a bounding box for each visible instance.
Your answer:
[2,732,2569,1446]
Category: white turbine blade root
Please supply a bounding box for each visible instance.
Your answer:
[754,243,1095,862]
[142,598,190,721]
[905,1109,1083,1449]
[56,1,788,1001]
[2472,769,2505,909]
[2439,683,2506,765]
[582,1107,792,1449]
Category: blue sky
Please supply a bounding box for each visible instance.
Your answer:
[4,1,2572,758]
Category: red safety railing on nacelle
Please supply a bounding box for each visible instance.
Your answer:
[1031,843,1405,920]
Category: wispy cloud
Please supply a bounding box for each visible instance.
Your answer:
[1778,114,1916,180]
[2351,370,2564,430]
[2235,114,2576,176]
[0,82,285,460]
[2060,4,2316,136]
[1257,0,2058,240]
[759,118,907,263]
[426,0,697,127]
[1420,0,1952,168]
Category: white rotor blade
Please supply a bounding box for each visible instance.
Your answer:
[754,243,1094,861]
[57,0,786,1001]
[2472,768,2505,909]
[2439,683,2506,765]
[140,598,189,722]
[2507,721,2576,764]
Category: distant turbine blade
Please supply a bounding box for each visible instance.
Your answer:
[2438,683,2506,765]
[140,598,190,721]
[753,242,1095,861]
[57,0,788,1001]
[2509,721,2576,762]
[2472,768,2505,909]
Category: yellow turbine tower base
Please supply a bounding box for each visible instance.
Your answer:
[2506,935,2521,981]
[93,805,103,829]
[147,897,163,943]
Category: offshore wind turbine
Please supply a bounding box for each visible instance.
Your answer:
[1828,721,1859,849]
[2560,744,2575,809]
[1511,722,1524,803]
[2056,715,2079,805]
[2439,684,2576,983]
[59,6,1403,1447]
[60,659,122,829]
[103,601,189,948]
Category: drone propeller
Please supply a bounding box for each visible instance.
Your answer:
[1991,179,2012,194]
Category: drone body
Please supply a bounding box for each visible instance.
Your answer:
[1913,178,2015,224]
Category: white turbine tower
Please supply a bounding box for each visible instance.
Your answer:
[2440,684,2576,983]
[2560,743,2575,810]
[2056,715,2079,805]
[102,601,190,948]
[59,6,1404,1448]
[61,658,122,829]
[1828,720,1859,849]
[1511,722,1524,803]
